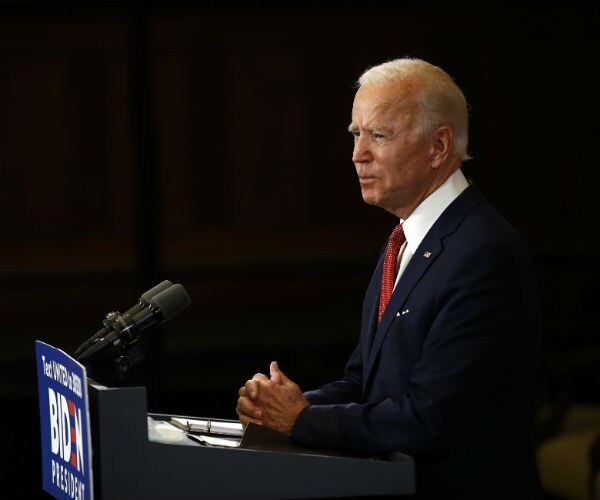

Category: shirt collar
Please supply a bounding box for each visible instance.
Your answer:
[400,169,469,254]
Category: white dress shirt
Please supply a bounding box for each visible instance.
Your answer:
[394,169,469,288]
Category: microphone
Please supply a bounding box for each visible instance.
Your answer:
[76,283,191,362]
[73,279,174,357]
[74,280,186,360]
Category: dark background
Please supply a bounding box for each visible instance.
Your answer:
[0,1,598,498]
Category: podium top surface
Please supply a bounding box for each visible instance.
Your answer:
[89,384,415,499]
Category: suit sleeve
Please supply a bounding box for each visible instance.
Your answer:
[291,233,542,457]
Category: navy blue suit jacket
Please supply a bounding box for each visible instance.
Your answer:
[292,184,543,498]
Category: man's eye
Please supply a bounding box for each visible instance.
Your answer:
[372,132,387,140]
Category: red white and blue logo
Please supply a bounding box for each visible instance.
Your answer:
[36,341,93,500]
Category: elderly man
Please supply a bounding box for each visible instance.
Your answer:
[237,58,542,499]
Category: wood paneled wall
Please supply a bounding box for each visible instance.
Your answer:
[0,3,598,407]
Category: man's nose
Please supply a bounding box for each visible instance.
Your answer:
[352,136,372,163]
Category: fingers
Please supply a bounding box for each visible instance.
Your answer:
[236,395,262,419]
[236,403,263,427]
[236,363,307,435]
[252,372,269,383]
[236,364,287,427]
[241,378,262,399]
[269,361,289,384]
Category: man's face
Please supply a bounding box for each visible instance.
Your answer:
[349,81,436,219]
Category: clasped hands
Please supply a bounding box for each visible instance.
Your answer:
[236,361,308,436]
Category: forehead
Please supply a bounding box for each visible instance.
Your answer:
[351,80,419,125]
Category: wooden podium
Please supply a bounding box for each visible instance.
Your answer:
[89,383,415,499]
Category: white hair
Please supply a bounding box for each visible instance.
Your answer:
[358,58,471,161]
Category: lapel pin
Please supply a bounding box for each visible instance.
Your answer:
[423,251,432,258]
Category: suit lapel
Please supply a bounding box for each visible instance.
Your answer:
[364,238,442,381]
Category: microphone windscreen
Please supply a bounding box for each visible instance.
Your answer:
[141,280,173,301]
[150,284,191,321]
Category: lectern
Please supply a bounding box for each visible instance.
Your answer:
[89,384,415,499]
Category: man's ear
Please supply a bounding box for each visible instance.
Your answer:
[430,126,453,168]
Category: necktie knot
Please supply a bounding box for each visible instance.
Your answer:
[389,223,405,248]
[378,223,406,324]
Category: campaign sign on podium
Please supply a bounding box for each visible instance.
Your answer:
[35,340,93,500]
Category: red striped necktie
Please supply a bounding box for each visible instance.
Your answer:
[378,223,406,324]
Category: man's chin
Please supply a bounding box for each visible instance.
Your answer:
[361,191,380,207]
